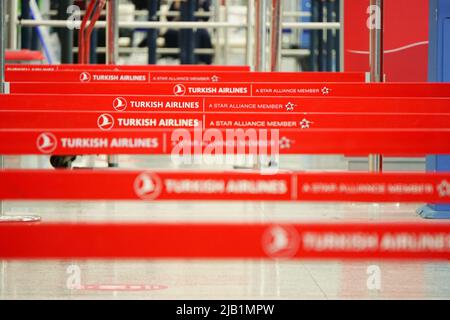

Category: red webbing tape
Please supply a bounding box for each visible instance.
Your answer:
[0,222,449,260]
[4,71,366,83]
[1,170,450,203]
[5,64,251,72]
[1,129,450,155]
[5,50,45,62]
[9,82,450,97]
[1,110,450,130]
[2,95,450,114]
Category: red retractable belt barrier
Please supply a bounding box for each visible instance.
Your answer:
[4,71,366,83]
[1,129,450,155]
[5,50,45,62]
[1,111,450,130]
[1,170,450,203]
[2,95,450,114]
[5,64,251,72]
[1,222,449,260]
[9,82,450,97]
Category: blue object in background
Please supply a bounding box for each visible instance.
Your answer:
[179,0,195,64]
[300,0,312,49]
[303,0,339,71]
[418,0,450,219]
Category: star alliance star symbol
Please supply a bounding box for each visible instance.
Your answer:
[211,75,220,82]
[299,118,313,129]
[321,86,331,95]
[279,137,292,149]
[437,180,450,197]
[285,102,295,111]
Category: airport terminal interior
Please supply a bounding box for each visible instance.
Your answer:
[0,0,450,300]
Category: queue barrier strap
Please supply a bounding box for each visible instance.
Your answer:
[0,129,449,156]
[2,95,450,114]
[1,222,449,260]
[1,170,450,203]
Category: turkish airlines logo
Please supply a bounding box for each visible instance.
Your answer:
[262,225,300,258]
[134,172,163,200]
[79,72,92,82]
[97,114,115,131]
[173,84,187,96]
[113,97,128,111]
[36,132,57,153]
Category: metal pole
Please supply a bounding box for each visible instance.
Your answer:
[18,19,340,30]
[1,0,6,218]
[57,0,74,63]
[255,0,268,71]
[7,0,17,50]
[21,0,32,49]
[270,0,282,71]
[310,0,319,71]
[317,0,325,71]
[337,0,343,71]
[147,0,158,64]
[255,0,270,169]
[222,0,229,65]
[214,0,221,64]
[0,0,40,223]
[106,0,119,65]
[368,0,383,172]
[106,0,119,167]
[246,0,254,68]
[180,0,196,64]
[326,0,334,71]
[369,0,384,83]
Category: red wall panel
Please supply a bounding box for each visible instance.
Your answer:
[344,0,428,82]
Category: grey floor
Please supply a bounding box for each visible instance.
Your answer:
[1,154,449,300]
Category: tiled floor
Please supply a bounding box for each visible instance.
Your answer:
[1,155,449,299]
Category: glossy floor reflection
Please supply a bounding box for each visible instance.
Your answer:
[1,155,449,299]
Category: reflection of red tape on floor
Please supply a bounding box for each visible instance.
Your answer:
[1,170,450,203]
[1,222,450,260]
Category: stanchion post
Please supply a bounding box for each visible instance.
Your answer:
[214,0,221,64]
[147,0,158,64]
[106,0,119,167]
[368,0,383,172]
[57,0,74,64]
[7,0,17,50]
[106,0,119,65]
[180,0,195,64]
[0,0,39,222]
[252,0,268,168]
[21,0,32,49]
[270,0,282,72]
[245,0,254,69]
[255,0,268,71]
[0,0,6,217]
[222,0,229,65]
